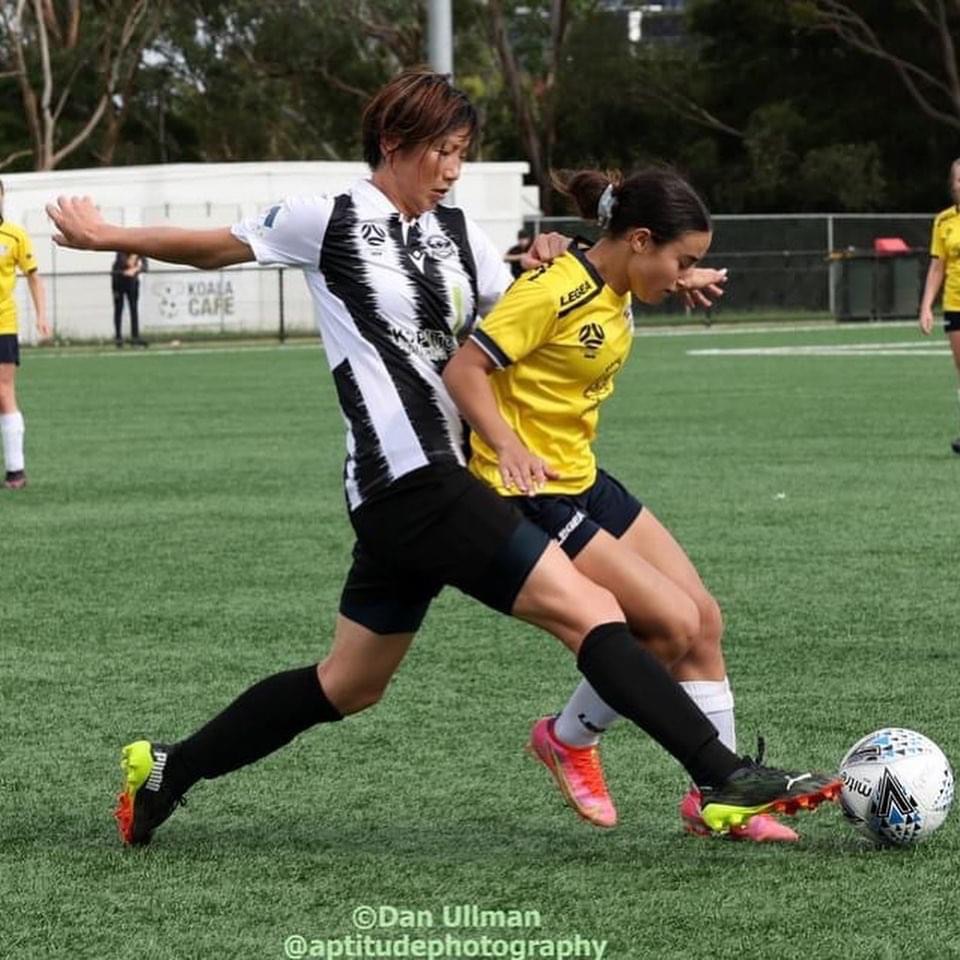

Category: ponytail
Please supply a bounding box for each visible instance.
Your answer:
[553,166,709,243]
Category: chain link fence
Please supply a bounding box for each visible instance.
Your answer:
[13,211,937,342]
[526,213,933,324]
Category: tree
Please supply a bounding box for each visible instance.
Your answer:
[482,0,594,213]
[0,0,165,171]
[796,0,960,132]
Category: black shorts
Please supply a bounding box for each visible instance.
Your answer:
[944,311,960,333]
[340,463,551,634]
[510,469,643,559]
[0,334,20,366]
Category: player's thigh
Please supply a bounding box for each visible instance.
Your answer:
[572,527,700,647]
[618,509,720,630]
[317,614,416,716]
[511,540,623,652]
[0,362,17,413]
[949,329,960,374]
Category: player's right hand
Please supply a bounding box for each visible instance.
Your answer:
[496,437,559,494]
[45,196,106,250]
[919,306,934,335]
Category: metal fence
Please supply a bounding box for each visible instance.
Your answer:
[16,265,315,343]
[12,212,937,342]
[526,213,933,322]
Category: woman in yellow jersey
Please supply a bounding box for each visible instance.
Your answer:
[0,179,50,490]
[444,167,796,843]
[919,157,960,455]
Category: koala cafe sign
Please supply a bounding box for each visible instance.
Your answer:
[148,275,236,326]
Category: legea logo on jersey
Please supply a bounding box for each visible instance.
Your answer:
[0,244,8,257]
[361,223,387,248]
[578,322,605,358]
[561,281,591,310]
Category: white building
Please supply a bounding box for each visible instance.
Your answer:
[2,161,531,341]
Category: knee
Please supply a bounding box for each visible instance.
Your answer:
[658,597,701,662]
[697,594,724,651]
[315,660,387,716]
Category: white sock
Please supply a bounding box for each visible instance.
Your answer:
[0,411,25,473]
[553,680,621,748]
[680,677,736,752]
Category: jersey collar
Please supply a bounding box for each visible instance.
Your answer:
[568,241,607,291]
[355,178,429,226]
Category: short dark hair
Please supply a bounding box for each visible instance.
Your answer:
[553,167,710,243]
[361,68,478,169]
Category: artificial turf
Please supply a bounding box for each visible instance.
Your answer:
[2,322,958,959]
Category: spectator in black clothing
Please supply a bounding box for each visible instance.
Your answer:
[504,229,532,279]
[111,252,147,347]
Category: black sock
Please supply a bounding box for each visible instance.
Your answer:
[170,666,342,793]
[577,622,742,788]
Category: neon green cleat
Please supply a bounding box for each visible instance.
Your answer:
[698,763,841,834]
[114,740,185,846]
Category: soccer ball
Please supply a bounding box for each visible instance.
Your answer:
[839,728,954,846]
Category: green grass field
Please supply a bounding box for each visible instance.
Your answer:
[3,322,960,959]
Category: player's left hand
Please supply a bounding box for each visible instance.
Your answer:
[677,267,728,309]
[36,317,52,341]
[521,232,571,271]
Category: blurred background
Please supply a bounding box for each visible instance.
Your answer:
[1,0,955,335]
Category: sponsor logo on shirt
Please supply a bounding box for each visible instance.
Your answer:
[425,234,455,259]
[583,358,623,398]
[389,325,458,362]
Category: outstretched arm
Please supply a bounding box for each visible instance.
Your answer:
[46,196,254,270]
[443,341,558,494]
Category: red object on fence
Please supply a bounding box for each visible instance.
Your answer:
[873,237,910,254]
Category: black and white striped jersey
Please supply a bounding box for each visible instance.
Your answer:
[232,179,512,510]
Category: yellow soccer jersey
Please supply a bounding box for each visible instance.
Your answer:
[0,220,38,334]
[469,246,633,496]
[930,205,960,312]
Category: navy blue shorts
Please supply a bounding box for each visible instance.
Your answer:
[340,463,551,634]
[944,311,960,333]
[0,334,20,366]
[509,469,643,559]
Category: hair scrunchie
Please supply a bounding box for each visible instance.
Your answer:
[597,183,617,230]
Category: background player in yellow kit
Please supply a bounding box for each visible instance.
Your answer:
[919,157,960,455]
[0,179,50,489]
[445,167,797,842]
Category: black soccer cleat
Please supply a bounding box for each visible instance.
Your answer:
[951,437,960,456]
[114,740,185,846]
[698,738,842,834]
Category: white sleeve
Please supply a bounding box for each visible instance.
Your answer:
[465,216,513,314]
[230,195,334,269]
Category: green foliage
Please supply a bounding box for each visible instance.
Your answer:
[799,143,887,212]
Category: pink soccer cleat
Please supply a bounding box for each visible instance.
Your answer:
[680,787,799,843]
[526,716,617,828]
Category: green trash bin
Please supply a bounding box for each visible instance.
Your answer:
[832,249,923,320]
[834,253,875,320]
